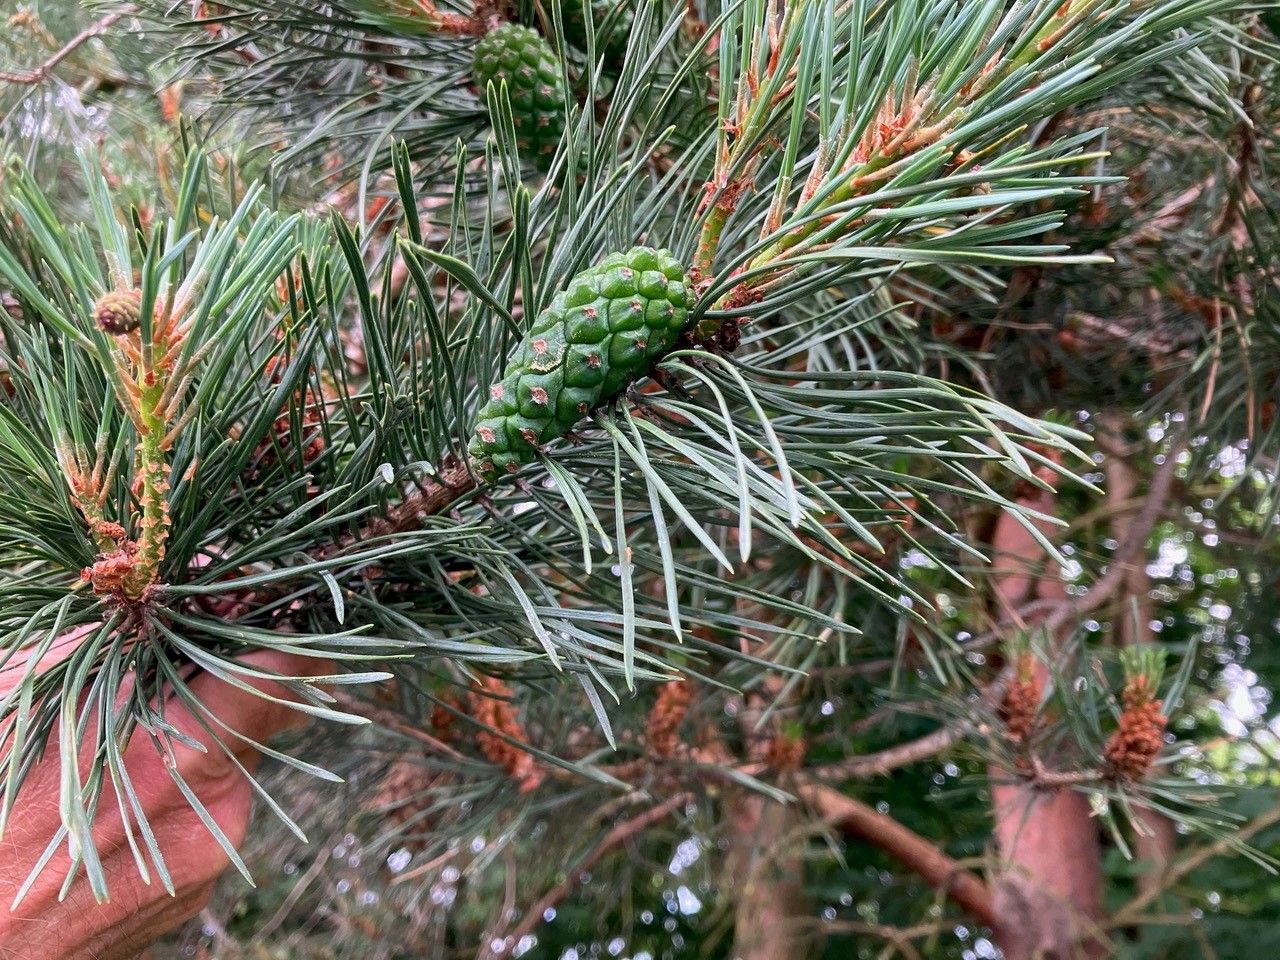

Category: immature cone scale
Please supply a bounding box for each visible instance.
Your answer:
[93,288,143,335]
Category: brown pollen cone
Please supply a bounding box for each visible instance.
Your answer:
[370,760,439,845]
[1000,652,1045,757]
[646,680,693,759]
[469,676,542,793]
[765,732,806,773]
[1104,676,1168,783]
[429,697,464,743]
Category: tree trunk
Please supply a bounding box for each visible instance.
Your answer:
[988,489,1107,959]
[990,785,1107,959]
[726,792,814,960]
[1098,411,1176,901]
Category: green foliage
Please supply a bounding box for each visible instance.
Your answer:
[555,0,635,65]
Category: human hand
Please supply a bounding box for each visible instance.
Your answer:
[0,644,330,960]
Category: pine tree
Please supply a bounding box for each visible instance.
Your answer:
[2,2,1278,958]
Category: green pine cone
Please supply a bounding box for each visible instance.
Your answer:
[469,246,692,481]
[556,0,634,65]
[472,23,567,165]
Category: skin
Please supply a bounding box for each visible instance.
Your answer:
[0,646,329,960]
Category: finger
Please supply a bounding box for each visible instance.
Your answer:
[7,650,336,884]
[0,648,334,948]
[75,880,218,960]
[0,625,104,700]
[3,767,245,960]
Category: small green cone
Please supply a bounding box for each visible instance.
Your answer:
[472,23,568,167]
[469,246,692,481]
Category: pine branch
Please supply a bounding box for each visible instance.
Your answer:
[810,438,1182,782]
[326,461,478,552]
[0,6,135,84]
[1037,432,1181,637]
[0,0,1259,912]
[1109,804,1280,926]
[812,724,970,782]
[800,781,998,928]
[0,6,137,85]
